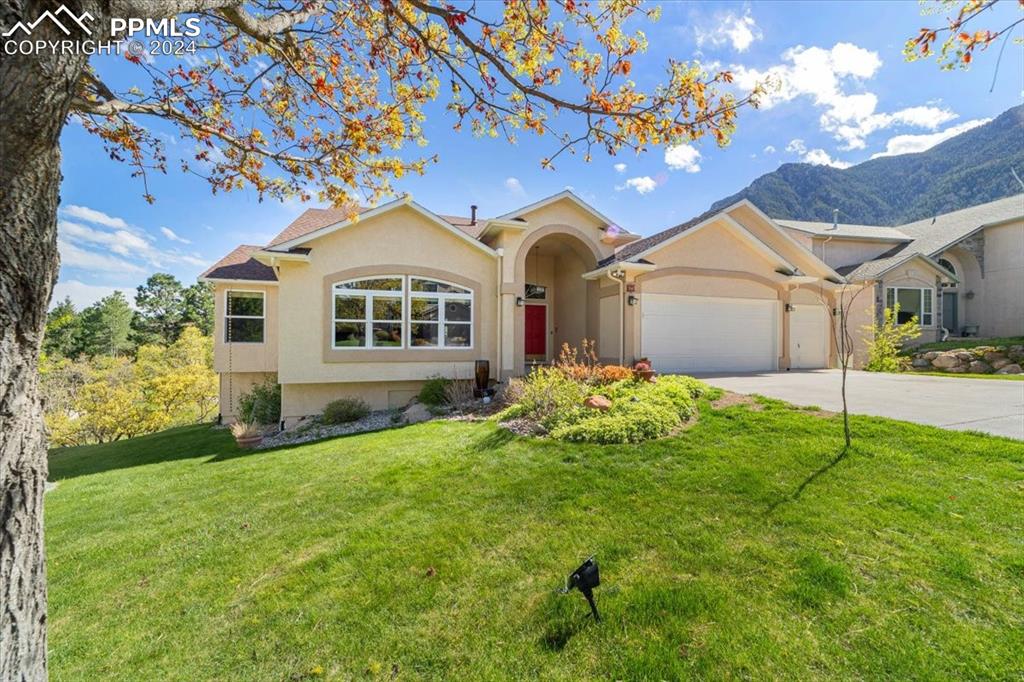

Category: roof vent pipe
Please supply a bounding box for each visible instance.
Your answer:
[470,205,478,225]
[831,208,839,230]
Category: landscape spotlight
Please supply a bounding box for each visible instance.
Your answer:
[562,556,601,621]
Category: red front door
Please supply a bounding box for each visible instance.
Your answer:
[525,304,546,356]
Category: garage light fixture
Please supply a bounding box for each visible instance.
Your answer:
[784,303,794,312]
[627,295,638,306]
[516,296,525,307]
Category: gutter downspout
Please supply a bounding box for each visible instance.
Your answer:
[495,247,504,381]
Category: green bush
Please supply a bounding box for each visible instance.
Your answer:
[418,376,451,406]
[864,304,921,372]
[322,397,370,424]
[500,371,710,444]
[239,376,281,425]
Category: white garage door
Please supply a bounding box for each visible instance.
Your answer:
[641,294,779,373]
[789,304,829,369]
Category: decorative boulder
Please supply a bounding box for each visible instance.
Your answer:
[955,351,974,362]
[922,351,940,361]
[967,360,992,374]
[991,357,1013,370]
[931,354,961,369]
[584,395,612,411]
[403,402,433,424]
[983,351,1008,364]
[911,357,931,368]
[995,363,1022,375]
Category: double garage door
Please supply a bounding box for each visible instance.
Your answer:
[641,294,827,373]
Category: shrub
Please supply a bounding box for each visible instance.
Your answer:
[418,376,451,406]
[322,397,370,424]
[864,305,921,373]
[443,379,475,410]
[496,366,588,429]
[594,364,633,384]
[230,421,262,439]
[239,376,282,425]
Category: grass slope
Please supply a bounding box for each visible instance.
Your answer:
[910,336,1024,353]
[47,400,1024,681]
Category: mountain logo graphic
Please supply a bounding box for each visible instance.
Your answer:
[2,5,94,37]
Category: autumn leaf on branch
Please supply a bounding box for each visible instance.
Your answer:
[70,0,764,208]
[904,0,1024,70]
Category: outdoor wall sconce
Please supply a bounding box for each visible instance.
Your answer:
[561,556,601,621]
[627,295,638,306]
[515,296,525,307]
[784,303,794,312]
[965,290,975,300]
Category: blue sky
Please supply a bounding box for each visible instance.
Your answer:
[54,0,1024,308]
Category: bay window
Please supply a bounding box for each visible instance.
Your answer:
[885,286,933,326]
[332,275,473,349]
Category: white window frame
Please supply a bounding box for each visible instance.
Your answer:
[409,277,474,350]
[224,289,265,344]
[885,286,933,326]
[332,276,405,350]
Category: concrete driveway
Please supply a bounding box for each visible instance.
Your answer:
[700,370,1024,440]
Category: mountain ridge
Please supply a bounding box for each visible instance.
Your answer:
[709,104,1024,226]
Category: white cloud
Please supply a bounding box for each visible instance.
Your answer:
[59,220,150,257]
[763,145,776,154]
[60,204,130,230]
[695,9,762,53]
[613,162,627,173]
[616,176,658,194]
[160,226,191,244]
[785,138,849,168]
[664,144,702,173]
[801,148,851,169]
[58,238,146,275]
[871,118,991,158]
[504,176,526,197]
[51,280,136,310]
[732,43,957,150]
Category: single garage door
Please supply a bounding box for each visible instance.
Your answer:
[641,294,779,373]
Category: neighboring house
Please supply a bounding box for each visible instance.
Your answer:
[202,191,1021,425]
[774,193,1024,341]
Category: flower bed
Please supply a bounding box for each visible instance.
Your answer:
[497,342,712,444]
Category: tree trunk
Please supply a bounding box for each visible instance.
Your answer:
[1,2,90,677]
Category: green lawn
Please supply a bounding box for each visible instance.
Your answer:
[47,400,1024,680]
[910,335,1024,353]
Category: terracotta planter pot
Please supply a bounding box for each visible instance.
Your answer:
[235,435,263,449]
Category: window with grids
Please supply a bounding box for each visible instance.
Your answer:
[333,277,404,348]
[409,278,472,348]
[885,287,933,326]
[225,290,265,343]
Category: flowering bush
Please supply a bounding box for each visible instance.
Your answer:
[499,370,711,444]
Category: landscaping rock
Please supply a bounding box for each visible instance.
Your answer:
[584,395,612,411]
[403,402,433,424]
[931,354,961,369]
[967,361,992,374]
[955,352,974,362]
[946,365,969,373]
[996,363,1022,375]
[991,357,1013,370]
[922,351,940,361]
[983,351,1008,364]
[911,357,931,368]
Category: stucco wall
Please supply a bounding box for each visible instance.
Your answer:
[275,205,499,390]
[815,238,903,269]
[982,220,1024,337]
[282,380,429,421]
[212,283,278,373]
[219,371,275,421]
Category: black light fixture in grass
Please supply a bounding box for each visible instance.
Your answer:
[562,556,601,621]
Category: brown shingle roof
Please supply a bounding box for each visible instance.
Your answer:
[200,245,277,282]
[267,206,485,247]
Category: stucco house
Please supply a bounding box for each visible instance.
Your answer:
[201,191,1023,425]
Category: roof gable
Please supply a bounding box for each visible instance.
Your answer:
[200,245,277,282]
[268,197,496,256]
[496,190,615,227]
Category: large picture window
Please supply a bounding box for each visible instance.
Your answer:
[410,278,472,348]
[333,277,404,348]
[225,290,265,343]
[886,286,933,326]
[331,275,474,350]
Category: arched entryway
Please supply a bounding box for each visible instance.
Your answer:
[513,227,602,371]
